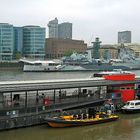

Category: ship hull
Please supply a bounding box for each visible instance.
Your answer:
[45,115,119,128]
[23,62,140,72]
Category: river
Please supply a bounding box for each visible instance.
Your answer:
[0,69,140,140]
[0,69,140,81]
[0,114,140,140]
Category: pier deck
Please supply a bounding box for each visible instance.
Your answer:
[0,76,140,130]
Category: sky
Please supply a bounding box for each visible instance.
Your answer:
[0,0,139,45]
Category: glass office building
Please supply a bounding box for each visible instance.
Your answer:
[14,27,23,54]
[0,23,14,60]
[23,26,46,59]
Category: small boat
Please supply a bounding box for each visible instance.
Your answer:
[121,100,140,113]
[45,113,119,128]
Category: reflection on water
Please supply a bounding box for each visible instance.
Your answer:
[0,114,140,140]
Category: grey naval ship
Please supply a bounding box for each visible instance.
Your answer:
[56,46,140,72]
[21,44,140,72]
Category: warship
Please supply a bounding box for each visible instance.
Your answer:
[56,46,140,71]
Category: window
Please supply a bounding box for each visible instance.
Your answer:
[126,102,130,106]
[130,102,134,106]
[120,87,125,90]
[135,102,140,106]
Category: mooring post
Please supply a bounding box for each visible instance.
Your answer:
[53,90,56,104]
[10,92,12,107]
[0,92,4,108]
[59,89,61,102]
[78,88,81,100]
[36,90,39,114]
[25,91,27,113]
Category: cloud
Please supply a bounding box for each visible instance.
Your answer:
[0,0,139,44]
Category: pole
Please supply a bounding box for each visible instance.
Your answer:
[36,90,39,114]
[10,92,12,107]
[25,91,27,112]
[53,90,55,104]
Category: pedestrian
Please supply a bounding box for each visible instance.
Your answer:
[36,93,39,104]
[42,93,45,99]
[111,103,115,114]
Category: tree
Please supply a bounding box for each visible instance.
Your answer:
[64,50,74,56]
[15,52,22,60]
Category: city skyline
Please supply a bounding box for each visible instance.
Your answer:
[0,0,139,45]
[48,18,72,39]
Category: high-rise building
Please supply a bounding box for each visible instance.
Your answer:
[58,22,72,39]
[48,18,58,38]
[14,27,23,56]
[48,18,72,39]
[0,23,14,60]
[118,31,131,43]
[23,26,46,59]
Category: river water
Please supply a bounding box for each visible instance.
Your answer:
[0,69,140,140]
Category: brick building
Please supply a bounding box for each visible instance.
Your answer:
[45,38,87,59]
[100,45,118,59]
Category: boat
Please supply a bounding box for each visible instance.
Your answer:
[121,100,140,113]
[20,45,140,72]
[91,69,133,78]
[57,43,140,71]
[45,113,119,128]
[57,52,130,71]
[20,59,61,72]
[57,46,140,71]
[111,45,140,70]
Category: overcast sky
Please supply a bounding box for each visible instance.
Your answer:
[0,0,139,45]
